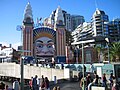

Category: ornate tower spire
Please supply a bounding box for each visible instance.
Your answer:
[24,2,33,22]
[54,6,64,25]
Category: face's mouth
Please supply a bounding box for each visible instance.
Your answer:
[36,50,55,57]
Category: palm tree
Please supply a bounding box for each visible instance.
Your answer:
[103,50,108,61]
[110,42,120,62]
[65,29,74,46]
[95,45,104,62]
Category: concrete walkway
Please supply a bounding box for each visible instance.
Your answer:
[50,81,80,90]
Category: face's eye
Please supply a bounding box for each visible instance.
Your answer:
[37,44,43,48]
[47,44,52,48]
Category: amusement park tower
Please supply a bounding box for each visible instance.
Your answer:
[54,6,66,57]
[23,2,34,56]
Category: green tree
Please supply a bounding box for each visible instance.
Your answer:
[95,46,101,62]
[110,42,120,62]
[65,30,74,46]
[95,45,104,62]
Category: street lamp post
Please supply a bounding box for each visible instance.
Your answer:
[17,25,32,90]
[107,43,110,63]
[75,46,79,64]
[20,56,24,90]
[72,39,95,90]
[16,25,24,90]
[20,51,31,90]
[82,43,85,90]
[105,38,110,63]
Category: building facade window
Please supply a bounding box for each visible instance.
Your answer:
[85,50,91,63]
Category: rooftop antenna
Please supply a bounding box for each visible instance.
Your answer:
[58,0,61,7]
[95,0,98,10]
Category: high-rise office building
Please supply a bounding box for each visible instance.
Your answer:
[73,9,120,43]
[44,9,85,32]
[71,15,85,31]
[65,13,72,31]
[92,9,109,37]
[72,9,110,43]
[108,18,120,42]
[72,22,93,42]
[71,9,115,63]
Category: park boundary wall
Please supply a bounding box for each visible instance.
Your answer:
[0,63,79,81]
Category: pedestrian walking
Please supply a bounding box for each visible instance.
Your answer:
[32,75,38,90]
[87,79,94,90]
[0,82,5,90]
[112,79,116,90]
[109,73,115,88]
[93,71,99,86]
[37,78,41,90]
[83,65,86,73]
[12,79,20,90]
[29,77,33,90]
[5,85,12,90]
[40,79,45,90]
[44,77,50,90]
[61,63,64,69]
[102,73,107,89]
[90,64,95,73]
[78,72,83,82]
[79,78,85,90]
[40,75,45,90]
[86,73,92,90]
[86,74,92,86]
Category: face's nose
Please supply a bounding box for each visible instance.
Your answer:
[42,46,49,54]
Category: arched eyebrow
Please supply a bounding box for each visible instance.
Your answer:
[36,40,43,43]
[47,40,53,43]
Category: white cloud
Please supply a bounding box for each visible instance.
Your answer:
[0,42,21,50]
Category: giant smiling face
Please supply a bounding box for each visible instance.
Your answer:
[35,37,55,56]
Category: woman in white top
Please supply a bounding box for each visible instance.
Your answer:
[12,79,20,90]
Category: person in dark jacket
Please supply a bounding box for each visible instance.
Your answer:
[102,73,107,88]
[0,82,5,90]
[45,77,50,90]
[109,73,115,88]
[32,75,38,90]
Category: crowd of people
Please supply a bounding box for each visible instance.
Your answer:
[0,75,50,90]
[29,75,50,90]
[79,71,117,90]
[0,64,119,90]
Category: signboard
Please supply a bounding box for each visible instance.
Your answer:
[97,67,102,78]
[92,86,105,90]
[56,56,66,63]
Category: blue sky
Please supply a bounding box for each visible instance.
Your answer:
[0,0,120,48]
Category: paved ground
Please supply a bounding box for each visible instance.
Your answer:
[1,80,80,90]
[50,81,80,90]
